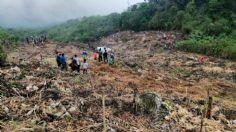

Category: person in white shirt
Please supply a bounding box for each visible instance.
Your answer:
[82,59,89,74]
[74,55,80,73]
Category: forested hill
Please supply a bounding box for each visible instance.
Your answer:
[46,0,236,43]
[1,0,236,59]
[44,0,236,59]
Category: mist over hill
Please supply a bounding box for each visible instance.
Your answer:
[0,0,144,28]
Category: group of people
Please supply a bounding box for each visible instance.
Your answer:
[56,50,89,74]
[95,47,115,65]
[55,47,115,74]
[26,35,47,46]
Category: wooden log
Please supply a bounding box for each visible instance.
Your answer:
[206,96,213,119]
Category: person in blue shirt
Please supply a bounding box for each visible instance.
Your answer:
[82,50,87,59]
[60,53,67,71]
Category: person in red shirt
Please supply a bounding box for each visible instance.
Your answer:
[93,51,97,60]
[198,56,205,63]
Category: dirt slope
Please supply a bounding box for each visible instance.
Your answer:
[0,31,235,131]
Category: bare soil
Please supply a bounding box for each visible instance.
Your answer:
[0,31,235,131]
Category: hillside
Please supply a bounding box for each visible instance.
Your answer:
[1,31,235,131]
[40,0,236,59]
[2,1,235,59]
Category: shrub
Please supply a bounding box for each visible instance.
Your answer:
[177,37,236,60]
[0,45,7,66]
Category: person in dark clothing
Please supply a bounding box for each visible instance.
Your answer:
[38,37,42,43]
[44,35,47,42]
[69,57,78,71]
[33,39,37,47]
[56,53,61,68]
[98,48,103,62]
[60,53,67,71]
[103,49,108,63]
[26,37,30,44]
[41,35,46,45]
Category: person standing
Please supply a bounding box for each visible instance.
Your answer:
[56,53,61,68]
[93,51,97,60]
[82,59,89,74]
[33,38,37,47]
[82,50,87,59]
[98,48,103,62]
[69,57,77,71]
[103,49,108,63]
[26,37,30,44]
[60,53,67,71]
[108,52,115,65]
[74,55,80,73]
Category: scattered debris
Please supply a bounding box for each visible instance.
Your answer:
[0,31,235,131]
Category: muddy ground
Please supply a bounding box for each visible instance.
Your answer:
[0,31,235,131]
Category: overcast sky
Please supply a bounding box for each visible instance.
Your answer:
[0,0,144,28]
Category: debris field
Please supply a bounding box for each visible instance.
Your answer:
[0,31,235,131]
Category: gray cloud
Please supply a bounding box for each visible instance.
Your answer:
[0,0,144,28]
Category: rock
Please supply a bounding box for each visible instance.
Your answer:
[68,106,77,113]
[4,106,9,113]
[136,92,162,114]
[43,88,61,100]
[11,66,21,73]
[233,120,236,125]
[26,84,39,92]
[165,116,170,121]
[137,69,142,73]
[32,86,39,91]
[45,101,72,119]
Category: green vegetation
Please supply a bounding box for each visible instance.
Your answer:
[1,0,236,59]
[0,28,17,65]
[0,28,17,45]
[47,13,120,43]
[43,0,236,59]
[134,0,236,60]
[0,44,7,66]
[177,33,236,60]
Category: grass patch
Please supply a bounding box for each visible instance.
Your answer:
[177,36,236,60]
[214,96,236,110]
[171,66,191,77]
